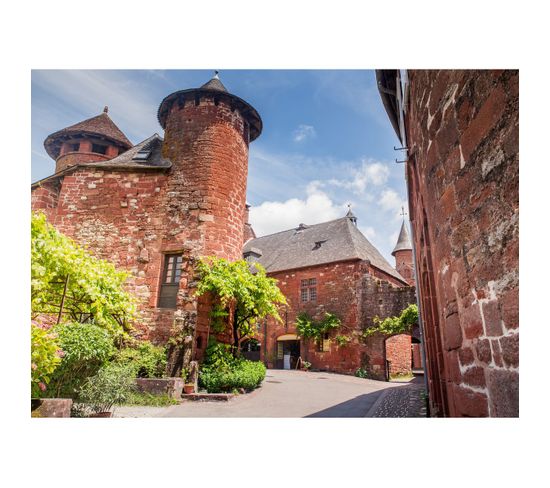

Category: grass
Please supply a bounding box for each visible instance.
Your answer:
[389,372,415,381]
[122,391,180,407]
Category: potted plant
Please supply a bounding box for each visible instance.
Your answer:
[182,368,195,394]
[78,364,135,417]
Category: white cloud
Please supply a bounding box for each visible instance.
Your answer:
[327,159,389,194]
[379,189,407,220]
[249,183,345,236]
[292,124,316,142]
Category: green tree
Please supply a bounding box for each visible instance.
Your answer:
[195,257,287,355]
[31,212,136,336]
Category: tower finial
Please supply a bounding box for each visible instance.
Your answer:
[213,70,220,80]
[103,106,109,113]
[400,205,407,221]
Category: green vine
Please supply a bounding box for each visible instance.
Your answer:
[362,304,418,338]
[295,312,341,342]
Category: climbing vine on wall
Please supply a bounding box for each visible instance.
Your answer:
[295,312,342,342]
[362,304,418,338]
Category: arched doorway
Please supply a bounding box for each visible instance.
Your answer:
[276,334,300,369]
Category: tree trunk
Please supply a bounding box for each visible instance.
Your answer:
[233,309,240,357]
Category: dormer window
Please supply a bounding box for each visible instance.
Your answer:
[243,247,263,263]
[133,149,151,161]
[313,240,327,250]
[91,143,107,155]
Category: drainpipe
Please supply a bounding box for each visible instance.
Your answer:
[410,232,430,408]
[264,319,268,367]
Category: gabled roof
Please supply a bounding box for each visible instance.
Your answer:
[243,216,407,283]
[44,109,133,159]
[392,221,412,255]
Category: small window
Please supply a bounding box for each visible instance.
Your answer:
[196,336,203,350]
[158,253,183,308]
[91,143,107,155]
[70,143,80,152]
[318,333,330,352]
[132,149,151,161]
[301,278,317,303]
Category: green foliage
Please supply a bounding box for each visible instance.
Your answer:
[295,312,342,342]
[46,321,115,398]
[355,367,369,379]
[202,338,235,369]
[31,212,136,336]
[195,257,287,350]
[114,341,167,378]
[31,325,62,396]
[362,304,419,338]
[335,334,352,346]
[199,360,266,393]
[78,363,136,414]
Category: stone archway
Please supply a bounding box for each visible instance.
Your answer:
[384,334,412,378]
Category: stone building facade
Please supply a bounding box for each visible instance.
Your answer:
[32,74,262,360]
[377,70,519,416]
[244,214,417,379]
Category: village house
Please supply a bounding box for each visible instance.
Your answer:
[31,73,419,381]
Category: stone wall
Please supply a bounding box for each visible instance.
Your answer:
[405,70,519,416]
[385,334,412,376]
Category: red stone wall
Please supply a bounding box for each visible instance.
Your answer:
[394,249,415,286]
[31,180,60,210]
[162,95,249,261]
[385,334,412,376]
[405,70,519,417]
[257,260,416,378]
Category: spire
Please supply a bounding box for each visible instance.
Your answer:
[392,221,412,255]
[103,106,109,113]
[200,71,228,92]
[346,204,357,225]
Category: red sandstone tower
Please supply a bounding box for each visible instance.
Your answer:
[157,72,262,261]
[392,221,414,286]
[44,107,132,173]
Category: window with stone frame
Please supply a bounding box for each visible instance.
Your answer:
[91,143,107,155]
[158,253,183,309]
[300,278,317,303]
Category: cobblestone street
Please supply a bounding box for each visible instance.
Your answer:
[369,375,427,418]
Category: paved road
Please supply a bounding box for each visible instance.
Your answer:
[115,370,425,418]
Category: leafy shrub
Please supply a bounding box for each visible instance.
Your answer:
[115,341,167,378]
[200,359,266,393]
[355,367,368,379]
[203,339,235,369]
[47,322,115,398]
[362,304,418,338]
[78,363,136,414]
[31,325,62,397]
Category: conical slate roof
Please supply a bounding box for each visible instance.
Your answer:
[44,109,132,159]
[200,72,228,92]
[392,221,413,255]
[243,216,407,283]
[157,72,263,141]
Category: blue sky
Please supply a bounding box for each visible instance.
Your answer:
[31,70,407,263]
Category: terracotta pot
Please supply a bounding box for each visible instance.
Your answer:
[89,411,112,418]
[183,384,195,394]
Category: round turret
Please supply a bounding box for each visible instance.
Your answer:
[158,72,263,260]
[44,107,132,173]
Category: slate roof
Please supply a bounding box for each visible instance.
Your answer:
[44,109,133,159]
[31,134,171,189]
[157,73,263,141]
[243,215,407,283]
[89,134,171,170]
[392,221,412,255]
